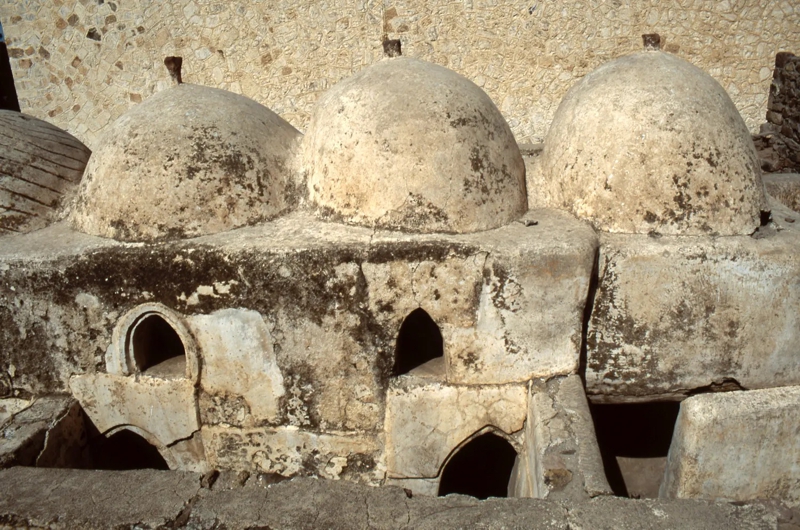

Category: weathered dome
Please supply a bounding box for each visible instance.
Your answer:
[538,51,767,235]
[69,84,301,242]
[0,110,91,235]
[304,57,527,234]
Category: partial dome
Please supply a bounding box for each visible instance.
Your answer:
[538,51,766,235]
[304,57,527,234]
[0,111,91,235]
[69,84,301,242]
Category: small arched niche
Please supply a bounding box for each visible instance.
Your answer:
[91,428,170,470]
[393,307,444,376]
[438,431,518,499]
[130,313,186,377]
[111,303,198,381]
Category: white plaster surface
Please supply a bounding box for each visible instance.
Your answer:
[661,386,800,506]
[189,308,285,423]
[538,51,766,236]
[305,56,526,234]
[69,372,198,446]
[384,378,527,479]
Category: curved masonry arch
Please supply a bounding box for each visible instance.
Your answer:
[109,303,200,383]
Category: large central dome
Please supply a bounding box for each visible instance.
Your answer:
[303,57,527,234]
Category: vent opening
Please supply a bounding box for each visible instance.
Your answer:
[90,429,170,470]
[438,432,517,499]
[131,314,186,378]
[393,308,444,376]
[590,401,680,498]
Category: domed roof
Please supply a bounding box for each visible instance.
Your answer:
[303,57,527,234]
[69,84,301,242]
[537,51,766,235]
[0,110,91,235]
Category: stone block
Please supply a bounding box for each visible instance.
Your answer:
[0,395,76,468]
[586,225,800,401]
[188,308,285,423]
[514,375,611,500]
[201,425,381,483]
[384,378,527,479]
[69,372,198,446]
[661,386,800,506]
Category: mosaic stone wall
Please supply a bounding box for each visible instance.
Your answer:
[1,0,798,149]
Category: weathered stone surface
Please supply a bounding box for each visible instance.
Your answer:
[661,386,800,506]
[0,397,29,428]
[188,308,285,424]
[566,496,775,530]
[539,51,766,236]
[514,376,611,500]
[0,396,78,469]
[0,110,91,235]
[0,467,201,529]
[753,52,800,173]
[384,378,527,479]
[764,173,800,213]
[305,56,526,234]
[0,468,782,529]
[0,209,593,408]
[586,223,800,401]
[201,425,381,482]
[69,83,302,242]
[69,372,198,446]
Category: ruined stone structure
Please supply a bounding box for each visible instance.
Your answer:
[2,19,800,523]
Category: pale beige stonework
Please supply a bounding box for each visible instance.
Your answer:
[1,1,797,150]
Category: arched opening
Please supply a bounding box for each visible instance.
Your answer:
[589,401,680,498]
[131,314,186,378]
[438,431,517,499]
[90,429,170,470]
[393,308,443,376]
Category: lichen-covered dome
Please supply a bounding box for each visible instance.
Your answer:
[538,51,766,235]
[304,57,527,234]
[69,84,301,242]
[0,110,91,235]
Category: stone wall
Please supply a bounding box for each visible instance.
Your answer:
[0,0,798,149]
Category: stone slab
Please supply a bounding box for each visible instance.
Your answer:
[0,467,201,529]
[586,222,800,401]
[384,378,527,479]
[661,386,800,507]
[514,375,612,500]
[0,468,780,530]
[69,372,198,446]
[0,396,74,468]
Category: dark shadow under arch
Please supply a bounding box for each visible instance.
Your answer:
[438,431,517,499]
[131,314,186,376]
[393,308,443,376]
[91,429,169,471]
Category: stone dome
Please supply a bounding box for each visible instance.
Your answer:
[304,57,527,234]
[69,84,301,242]
[0,110,91,235]
[538,51,767,236]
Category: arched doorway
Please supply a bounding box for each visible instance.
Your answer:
[393,308,443,376]
[438,431,518,499]
[91,428,170,470]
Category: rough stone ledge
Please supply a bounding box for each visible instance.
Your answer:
[0,467,785,529]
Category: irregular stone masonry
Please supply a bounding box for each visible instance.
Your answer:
[753,52,800,173]
[0,0,798,149]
